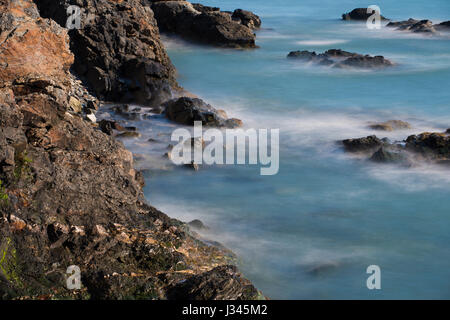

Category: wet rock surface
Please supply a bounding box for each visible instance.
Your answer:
[288,49,394,69]
[0,0,261,300]
[34,0,178,107]
[151,1,259,48]
[163,97,243,128]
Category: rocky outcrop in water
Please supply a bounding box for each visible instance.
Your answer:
[0,0,261,300]
[342,130,450,165]
[287,49,394,69]
[151,1,259,48]
[34,0,178,107]
[342,8,388,21]
[386,19,437,34]
[386,18,450,34]
[164,97,243,128]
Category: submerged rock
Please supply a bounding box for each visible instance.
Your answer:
[369,146,407,164]
[368,120,412,131]
[436,21,450,30]
[386,18,437,34]
[342,135,384,153]
[188,219,208,230]
[342,8,388,21]
[151,1,258,48]
[288,49,393,69]
[163,97,243,128]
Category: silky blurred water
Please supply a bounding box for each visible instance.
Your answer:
[138,0,450,299]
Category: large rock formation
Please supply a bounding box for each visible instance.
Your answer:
[34,0,178,107]
[150,1,259,48]
[0,0,261,300]
[287,49,394,69]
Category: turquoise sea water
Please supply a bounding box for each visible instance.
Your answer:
[135,1,450,299]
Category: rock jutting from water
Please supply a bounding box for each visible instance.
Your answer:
[342,8,388,21]
[151,1,260,48]
[287,49,394,69]
[35,0,179,107]
[163,97,243,128]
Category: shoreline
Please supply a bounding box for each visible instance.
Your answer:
[0,0,264,300]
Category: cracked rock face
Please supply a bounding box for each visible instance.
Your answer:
[0,0,261,300]
[34,0,178,107]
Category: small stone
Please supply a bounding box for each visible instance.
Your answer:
[86,113,96,123]
[116,131,141,138]
[69,96,82,113]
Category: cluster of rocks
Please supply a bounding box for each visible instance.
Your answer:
[342,129,450,165]
[0,0,261,300]
[287,49,394,69]
[150,1,260,48]
[342,7,450,35]
[386,18,450,34]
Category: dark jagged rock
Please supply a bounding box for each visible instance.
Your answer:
[342,135,384,153]
[188,219,208,230]
[34,0,178,107]
[436,21,450,30]
[342,8,388,21]
[163,97,243,128]
[151,1,258,48]
[386,18,437,34]
[1,0,261,300]
[165,265,261,300]
[343,129,450,165]
[405,132,450,160]
[232,9,261,29]
[288,49,393,69]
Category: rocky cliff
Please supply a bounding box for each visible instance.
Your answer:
[0,0,261,300]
